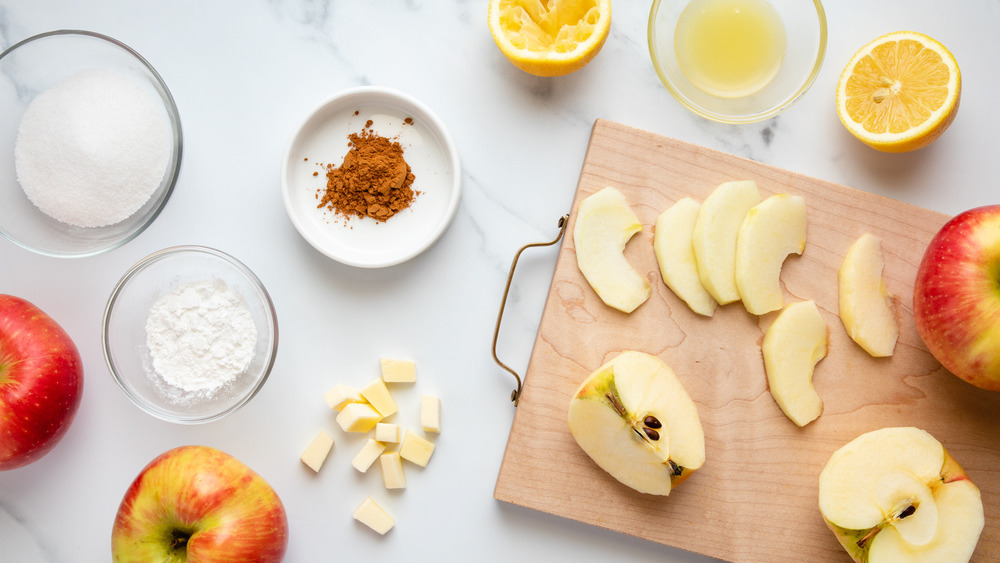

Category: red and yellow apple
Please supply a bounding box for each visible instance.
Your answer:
[111,445,289,562]
[913,205,1000,390]
[0,294,83,470]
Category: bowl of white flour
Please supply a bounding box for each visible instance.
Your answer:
[102,246,278,423]
[0,30,181,257]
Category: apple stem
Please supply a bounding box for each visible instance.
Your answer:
[856,526,879,548]
[855,504,916,548]
[605,392,626,416]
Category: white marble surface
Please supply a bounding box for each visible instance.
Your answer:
[1,1,998,561]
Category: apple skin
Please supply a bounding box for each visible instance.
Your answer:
[112,445,289,563]
[0,294,84,470]
[913,205,1000,391]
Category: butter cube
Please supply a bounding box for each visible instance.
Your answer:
[352,438,386,473]
[323,384,363,411]
[420,394,441,434]
[380,452,406,489]
[300,430,334,473]
[375,422,401,443]
[353,496,394,535]
[399,430,435,468]
[379,358,416,383]
[360,378,398,417]
[336,402,382,433]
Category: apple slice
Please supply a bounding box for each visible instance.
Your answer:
[692,180,762,305]
[567,350,705,495]
[839,233,898,357]
[573,186,651,313]
[762,300,828,427]
[734,193,807,315]
[653,197,717,317]
[819,427,984,563]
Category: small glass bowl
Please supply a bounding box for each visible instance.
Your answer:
[103,246,278,424]
[648,0,827,124]
[0,30,182,257]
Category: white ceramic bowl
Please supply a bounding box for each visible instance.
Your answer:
[282,86,461,268]
[0,30,182,257]
[648,0,827,123]
[102,246,278,424]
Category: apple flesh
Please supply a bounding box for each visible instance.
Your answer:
[913,204,1000,390]
[0,294,83,470]
[573,186,651,313]
[654,197,717,317]
[734,193,807,315]
[819,427,984,563]
[839,233,898,357]
[567,350,705,495]
[692,180,761,305]
[762,300,828,427]
[112,445,289,563]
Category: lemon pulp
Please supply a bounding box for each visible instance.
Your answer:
[674,0,786,98]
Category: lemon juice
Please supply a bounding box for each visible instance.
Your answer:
[674,0,786,98]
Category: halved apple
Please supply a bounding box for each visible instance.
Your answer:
[734,194,807,315]
[573,187,651,313]
[819,427,984,563]
[762,300,828,427]
[839,233,898,357]
[692,180,762,305]
[653,197,717,317]
[567,350,705,496]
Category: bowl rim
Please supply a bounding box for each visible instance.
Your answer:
[647,0,828,124]
[280,84,462,268]
[101,245,279,424]
[0,29,184,258]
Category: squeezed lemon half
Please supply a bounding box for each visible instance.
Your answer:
[488,0,612,77]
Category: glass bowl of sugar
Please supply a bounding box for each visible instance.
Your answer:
[102,246,279,424]
[0,30,182,257]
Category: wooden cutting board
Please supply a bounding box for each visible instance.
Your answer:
[494,119,1000,562]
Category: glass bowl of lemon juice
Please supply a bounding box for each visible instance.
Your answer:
[649,0,826,123]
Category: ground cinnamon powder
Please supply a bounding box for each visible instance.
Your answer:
[316,123,417,223]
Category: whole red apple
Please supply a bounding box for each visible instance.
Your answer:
[112,445,289,562]
[0,294,84,470]
[914,204,1000,391]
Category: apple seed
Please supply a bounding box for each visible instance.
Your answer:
[643,415,662,429]
[642,427,660,441]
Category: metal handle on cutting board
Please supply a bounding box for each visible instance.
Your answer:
[491,214,570,406]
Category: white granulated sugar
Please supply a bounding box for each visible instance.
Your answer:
[145,280,257,397]
[14,67,172,228]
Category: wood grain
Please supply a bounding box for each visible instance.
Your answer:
[494,119,1000,562]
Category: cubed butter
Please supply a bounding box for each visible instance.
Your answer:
[399,430,435,468]
[375,422,401,443]
[360,378,398,417]
[352,438,387,473]
[379,358,416,383]
[353,496,394,535]
[323,383,363,411]
[336,402,382,433]
[420,394,441,434]
[299,430,334,473]
[380,452,406,489]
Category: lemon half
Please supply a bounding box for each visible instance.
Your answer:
[488,0,612,77]
[836,31,961,153]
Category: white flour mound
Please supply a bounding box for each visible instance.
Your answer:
[145,280,257,396]
[15,67,172,228]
